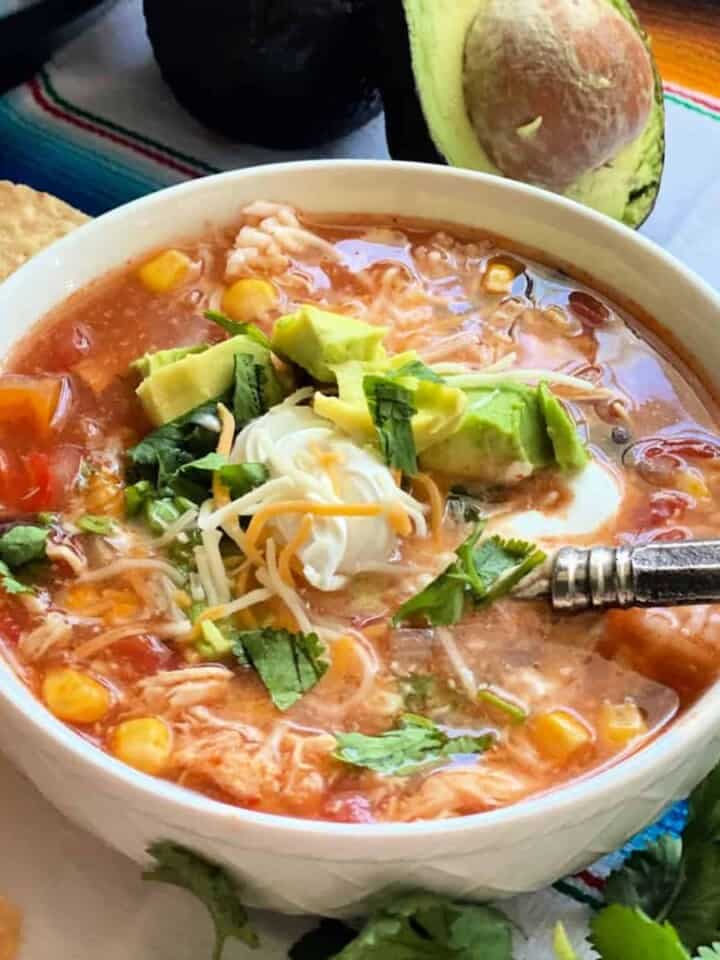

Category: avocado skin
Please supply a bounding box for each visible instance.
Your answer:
[379,0,665,228]
[143,0,382,150]
[376,0,443,164]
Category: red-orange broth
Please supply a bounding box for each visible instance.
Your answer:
[2,201,720,823]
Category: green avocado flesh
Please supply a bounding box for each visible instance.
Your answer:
[272,306,388,382]
[136,334,280,426]
[398,0,665,227]
[419,384,553,480]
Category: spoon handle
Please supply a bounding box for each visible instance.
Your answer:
[552,540,720,611]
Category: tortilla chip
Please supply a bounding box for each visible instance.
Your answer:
[0,181,90,282]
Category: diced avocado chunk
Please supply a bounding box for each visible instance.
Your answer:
[419,384,553,481]
[538,383,588,472]
[314,353,466,453]
[131,344,208,378]
[136,334,281,425]
[196,620,234,660]
[272,305,388,382]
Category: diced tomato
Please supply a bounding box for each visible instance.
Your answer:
[0,375,62,438]
[323,793,376,824]
[107,634,174,680]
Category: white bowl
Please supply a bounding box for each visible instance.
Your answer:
[1,161,719,917]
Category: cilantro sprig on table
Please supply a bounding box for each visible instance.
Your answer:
[142,757,720,960]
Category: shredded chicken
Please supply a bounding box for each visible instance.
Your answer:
[18,612,72,661]
[135,666,233,713]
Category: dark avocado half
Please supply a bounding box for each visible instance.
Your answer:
[143,0,382,150]
[379,0,665,228]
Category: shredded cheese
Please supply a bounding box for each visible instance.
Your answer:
[188,587,273,641]
[413,473,444,543]
[244,500,385,559]
[256,538,313,634]
[193,545,219,606]
[78,558,185,586]
[200,529,231,605]
[278,514,313,586]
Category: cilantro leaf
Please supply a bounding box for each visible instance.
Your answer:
[127,401,219,493]
[205,309,271,348]
[0,525,48,568]
[233,628,329,711]
[667,845,720,954]
[605,835,684,919]
[76,515,116,535]
[590,905,691,960]
[391,570,466,627]
[143,842,258,960]
[0,560,32,595]
[393,523,544,627]
[333,713,493,776]
[363,374,418,475]
[457,535,546,604]
[321,893,513,960]
[233,353,270,427]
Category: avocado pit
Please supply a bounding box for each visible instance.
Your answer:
[462,0,655,189]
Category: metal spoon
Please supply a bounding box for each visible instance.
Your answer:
[550,540,720,611]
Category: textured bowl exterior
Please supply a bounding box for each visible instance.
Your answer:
[0,162,719,916]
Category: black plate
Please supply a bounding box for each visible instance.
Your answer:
[0,0,116,93]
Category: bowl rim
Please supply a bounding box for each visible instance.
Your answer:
[2,158,720,844]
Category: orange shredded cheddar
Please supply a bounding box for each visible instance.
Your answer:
[277,515,314,587]
[386,503,413,537]
[413,473,444,543]
[244,500,386,561]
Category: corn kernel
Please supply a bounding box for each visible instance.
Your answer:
[111,717,173,775]
[482,258,520,294]
[42,668,111,724]
[598,701,647,748]
[530,709,592,764]
[221,278,277,324]
[137,249,191,294]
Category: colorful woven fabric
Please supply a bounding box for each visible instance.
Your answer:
[0,2,718,956]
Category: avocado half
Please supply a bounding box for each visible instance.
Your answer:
[379,0,665,228]
[144,0,382,150]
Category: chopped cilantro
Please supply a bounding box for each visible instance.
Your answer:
[393,523,545,627]
[143,842,258,960]
[218,463,269,499]
[333,713,493,776]
[391,359,444,383]
[205,309,271,348]
[0,525,48,568]
[363,374,418,475]
[289,893,512,960]
[0,560,33,595]
[231,353,282,428]
[477,688,527,723]
[231,628,329,711]
[76,515,116,535]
